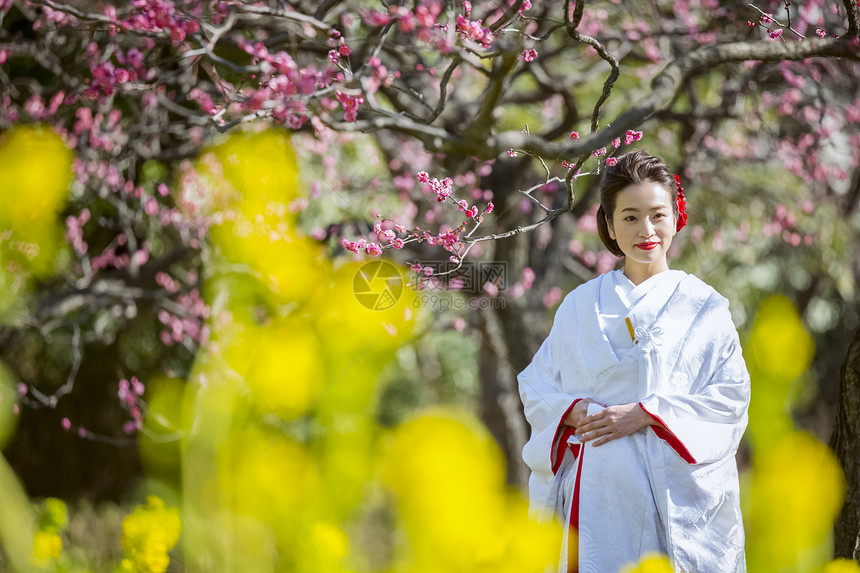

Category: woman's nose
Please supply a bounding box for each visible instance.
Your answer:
[640,220,655,237]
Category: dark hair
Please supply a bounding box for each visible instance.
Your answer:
[596,150,679,257]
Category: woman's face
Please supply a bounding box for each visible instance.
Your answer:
[607,181,676,267]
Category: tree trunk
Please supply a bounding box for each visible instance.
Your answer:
[474,157,535,489]
[474,157,593,489]
[830,326,860,560]
[478,305,531,488]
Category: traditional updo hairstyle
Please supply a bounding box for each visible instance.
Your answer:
[596,150,679,257]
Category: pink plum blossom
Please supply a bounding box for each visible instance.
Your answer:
[365,243,382,256]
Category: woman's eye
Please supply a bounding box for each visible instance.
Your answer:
[655,213,666,219]
[624,216,636,222]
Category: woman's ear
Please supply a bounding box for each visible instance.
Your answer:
[606,216,615,241]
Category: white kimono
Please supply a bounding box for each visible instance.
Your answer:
[519,269,749,573]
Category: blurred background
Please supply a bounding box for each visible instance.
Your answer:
[1,0,859,571]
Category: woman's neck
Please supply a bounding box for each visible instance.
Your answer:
[622,261,670,286]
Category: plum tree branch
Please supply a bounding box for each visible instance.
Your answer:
[843,0,859,36]
[25,0,110,23]
[423,58,460,124]
[488,0,526,32]
[466,50,519,140]
[485,36,860,159]
[230,3,331,31]
[258,36,857,164]
[26,324,82,409]
[564,22,620,146]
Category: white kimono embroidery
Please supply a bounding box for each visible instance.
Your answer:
[519,269,749,573]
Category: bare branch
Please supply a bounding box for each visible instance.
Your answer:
[320,114,460,149]
[423,58,461,124]
[231,3,331,30]
[467,206,570,242]
[518,177,566,214]
[843,0,860,36]
[748,3,806,39]
[488,37,860,159]
[27,324,82,409]
[26,0,110,23]
[565,29,620,134]
[488,0,526,32]
[211,110,270,133]
[565,0,586,30]
[314,0,344,21]
[269,36,859,163]
[181,40,259,74]
[467,51,519,138]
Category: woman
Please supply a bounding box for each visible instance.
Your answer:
[518,150,750,573]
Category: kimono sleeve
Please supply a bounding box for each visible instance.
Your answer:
[639,295,750,465]
[518,296,581,482]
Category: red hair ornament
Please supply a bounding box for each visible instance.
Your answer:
[673,174,688,232]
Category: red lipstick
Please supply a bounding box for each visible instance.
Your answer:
[635,242,659,250]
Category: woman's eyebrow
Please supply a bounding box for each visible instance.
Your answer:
[620,205,669,212]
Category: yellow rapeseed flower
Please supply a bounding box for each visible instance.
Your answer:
[744,431,845,571]
[0,125,73,316]
[30,497,69,566]
[747,295,814,382]
[32,530,62,565]
[379,408,560,570]
[823,559,860,573]
[119,496,181,573]
[620,552,673,573]
[244,318,325,419]
[228,428,320,523]
[38,497,69,532]
[181,129,300,219]
[0,125,73,226]
[745,294,815,450]
[189,129,327,304]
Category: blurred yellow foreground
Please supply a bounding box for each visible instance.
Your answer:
[0,126,856,573]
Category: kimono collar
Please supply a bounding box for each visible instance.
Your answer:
[579,270,687,378]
